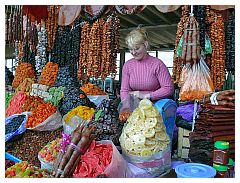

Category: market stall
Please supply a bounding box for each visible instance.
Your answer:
[5,5,235,178]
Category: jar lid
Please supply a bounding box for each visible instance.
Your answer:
[214,141,229,150]
[228,158,234,166]
[213,163,228,172]
[175,163,216,178]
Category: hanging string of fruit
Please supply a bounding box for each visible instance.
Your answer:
[193,5,206,53]
[209,14,225,90]
[172,5,189,84]
[6,6,23,45]
[109,13,120,78]
[224,13,235,72]
[180,15,201,65]
[35,21,48,79]
[46,5,59,51]
[87,19,103,78]
[101,19,111,80]
[78,22,91,82]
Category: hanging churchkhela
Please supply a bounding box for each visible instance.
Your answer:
[78,22,91,81]
[224,14,235,72]
[78,14,120,82]
[172,6,189,84]
[209,14,225,90]
[46,5,58,51]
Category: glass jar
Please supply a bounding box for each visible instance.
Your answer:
[227,158,234,178]
[213,141,229,165]
[213,163,229,178]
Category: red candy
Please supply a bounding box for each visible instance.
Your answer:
[73,140,112,178]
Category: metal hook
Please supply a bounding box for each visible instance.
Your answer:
[189,5,194,16]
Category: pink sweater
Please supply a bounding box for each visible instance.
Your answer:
[120,55,174,101]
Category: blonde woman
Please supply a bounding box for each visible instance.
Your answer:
[120,27,174,102]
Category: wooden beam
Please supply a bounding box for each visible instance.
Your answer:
[147,6,173,25]
[119,23,177,32]
[135,13,156,25]
[119,15,139,26]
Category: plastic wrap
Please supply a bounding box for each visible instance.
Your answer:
[179,56,214,101]
[27,110,62,131]
[5,112,30,142]
[122,144,171,177]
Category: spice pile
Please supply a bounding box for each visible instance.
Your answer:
[5,128,63,168]
[54,66,79,87]
[59,87,95,115]
[25,103,56,128]
[80,82,106,95]
[39,62,59,87]
[21,96,45,112]
[65,105,95,123]
[12,63,36,89]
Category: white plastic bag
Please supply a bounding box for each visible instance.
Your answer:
[27,110,62,131]
[122,144,171,177]
[38,154,54,172]
[5,112,30,142]
[101,140,129,178]
[88,95,109,107]
[62,114,85,135]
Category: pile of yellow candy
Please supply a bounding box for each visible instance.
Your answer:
[65,105,95,123]
[120,99,170,157]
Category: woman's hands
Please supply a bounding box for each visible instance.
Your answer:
[130,91,150,99]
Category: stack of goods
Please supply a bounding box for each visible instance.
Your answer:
[25,103,56,128]
[59,87,95,116]
[35,24,48,78]
[5,91,28,117]
[73,140,112,178]
[39,62,59,87]
[80,82,106,95]
[45,86,65,106]
[90,99,124,146]
[21,96,45,112]
[5,161,50,178]
[54,66,79,87]
[12,63,36,89]
[5,66,14,86]
[120,99,170,156]
[15,78,35,95]
[5,128,63,168]
[189,104,235,165]
[38,138,61,169]
[212,141,233,178]
[30,83,49,100]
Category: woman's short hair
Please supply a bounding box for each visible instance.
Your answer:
[125,27,149,49]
